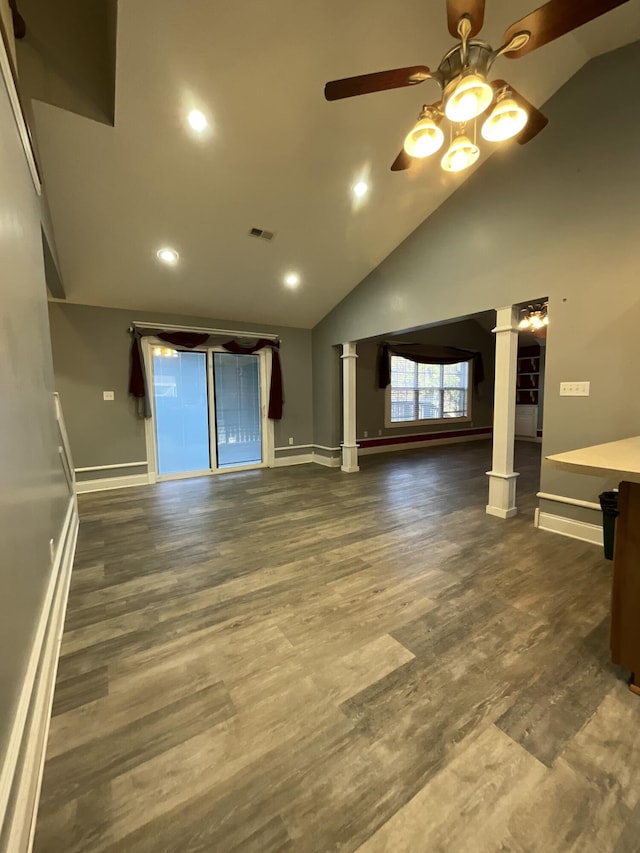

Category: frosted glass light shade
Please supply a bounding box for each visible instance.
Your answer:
[481,97,528,142]
[403,117,444,158]
[440,134,480,172]
[445,73,493,123]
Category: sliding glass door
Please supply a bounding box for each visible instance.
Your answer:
[153,349,210,475]
[150,345,265,478]
[213,353,262,468]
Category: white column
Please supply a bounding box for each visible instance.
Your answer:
[486,305,519,518]
[341,342,359,473]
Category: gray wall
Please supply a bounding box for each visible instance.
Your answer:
[312,42,640,519]
[0,57,68,775]
[356,319,495,440]
[48,302,314,473]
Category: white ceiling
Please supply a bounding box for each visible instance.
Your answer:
[34,0,640,329]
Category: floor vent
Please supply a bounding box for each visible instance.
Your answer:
[249,227,275,241]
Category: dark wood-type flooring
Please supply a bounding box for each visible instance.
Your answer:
[34,441,639,852]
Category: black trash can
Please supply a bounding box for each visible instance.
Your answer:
[599,490,619,560]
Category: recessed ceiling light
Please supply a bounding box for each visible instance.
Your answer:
[353,180,368,198]
[284,272,300,288]
[157,248,179,265]
[188,110,207,132]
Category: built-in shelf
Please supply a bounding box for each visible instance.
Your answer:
[516,344,541,437]
[516,345,540,407]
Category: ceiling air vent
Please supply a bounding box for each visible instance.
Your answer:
[248,227,275,241]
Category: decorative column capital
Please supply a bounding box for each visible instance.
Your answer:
[492,305,519,335]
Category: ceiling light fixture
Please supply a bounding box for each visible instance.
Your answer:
[326,0,618,175]
[403,106,444,158]
[444,71,493,123]
[188,110,207,132]
[156,248,179,265]
[353,180,369,198]
[284,272,300,288]
[518,302,549,331]
[440,127,479,172]
[481,90,528,142]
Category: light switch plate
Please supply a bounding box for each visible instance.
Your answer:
[103,391,115,401]
[560,381,590,397]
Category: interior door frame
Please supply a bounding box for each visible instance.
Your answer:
[142,337,275,482]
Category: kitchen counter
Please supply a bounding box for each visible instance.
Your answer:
[545,436,640,483]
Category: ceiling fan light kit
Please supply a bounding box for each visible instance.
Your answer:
[324,0,631,173]
[519,302,549,331]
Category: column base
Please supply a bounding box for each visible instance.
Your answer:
[486,504,518,519]
[341,444,359,474]
[486,470,519,519]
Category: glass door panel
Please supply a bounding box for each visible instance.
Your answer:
[152,349,210,475]
[213,353,262,468]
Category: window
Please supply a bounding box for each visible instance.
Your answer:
[386,356,470,426]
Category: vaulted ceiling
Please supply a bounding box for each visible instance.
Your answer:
[31,0,640,328]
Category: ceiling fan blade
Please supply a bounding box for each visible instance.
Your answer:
[390,149,414,171]
[324,66,430,101]
[446,0,486,37]
[516,105,549,144]
[491,79,549,144]
[502,0,631,58]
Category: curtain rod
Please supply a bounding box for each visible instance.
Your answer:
[129,321,279,342]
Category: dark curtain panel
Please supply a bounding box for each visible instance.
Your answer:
[128,329,283,420]
[222,339,283,420]
[377,343,485,389]
[158,331,209,349]
[128,334,150,417]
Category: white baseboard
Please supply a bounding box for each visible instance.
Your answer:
[0,496,78,852]
[273,453,313,467]
[75,473,151,494]
[535,510,602,546]
[74,461,148,473]
[312,453,341,468]
[358,433,491,456]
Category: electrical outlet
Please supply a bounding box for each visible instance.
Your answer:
[103,390,115,401]
[560,381,590,397]
[363,430,368,438]
[378,429,382,436]
[288,436,294,445]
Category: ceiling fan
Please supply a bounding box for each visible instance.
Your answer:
[324,0,630,173]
